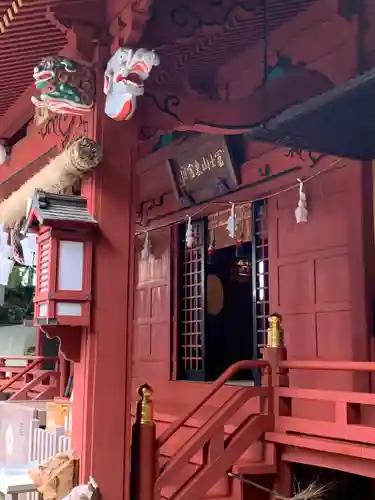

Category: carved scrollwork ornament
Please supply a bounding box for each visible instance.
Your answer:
[39,114,89,149]
[143,93,183,123]
[136,193,168,226]
[285,147,325,167]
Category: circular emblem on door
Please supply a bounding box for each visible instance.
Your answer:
[206,274,224,316]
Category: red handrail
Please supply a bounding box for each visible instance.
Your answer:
[279,360,375,372]
[10,370,60,401]
[0,356,56,361]
[0,356,58,393]
[157,359,270,448]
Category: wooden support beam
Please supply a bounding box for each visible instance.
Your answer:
[73,46,138,500]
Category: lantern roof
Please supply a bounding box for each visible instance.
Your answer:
[24,189,97,233]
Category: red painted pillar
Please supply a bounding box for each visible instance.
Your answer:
[272,459,292,499]
[72,106,138,500]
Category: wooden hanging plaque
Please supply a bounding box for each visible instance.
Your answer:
[167,134,240,206]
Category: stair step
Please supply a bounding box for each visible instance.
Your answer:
[169,415,272,500]
[232,458,276,476]
[158,422,204,464]
[153,407,259,435]
[156,420,266,467]
[266,432,375,460]
[160,460,229,499]
[232,442,276,475]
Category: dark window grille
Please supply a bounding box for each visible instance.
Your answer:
[252,200,269,350]
[176,204,268,382]
[177,220,206,381]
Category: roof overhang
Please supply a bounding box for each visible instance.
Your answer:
[0,0,106,138]
[247,67,375,160]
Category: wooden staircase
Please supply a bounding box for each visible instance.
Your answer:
[132,358,375,500]
[158,413,274,500]
[132,360,276,500]
[153,412,277,500]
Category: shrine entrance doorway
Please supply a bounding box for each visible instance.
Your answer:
[205,242,253,382]
[177,201,269,384]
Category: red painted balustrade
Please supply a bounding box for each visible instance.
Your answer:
[132,360,275,500]
[267,360,375,471]
[0,356,60,400]
[131,351,375,500]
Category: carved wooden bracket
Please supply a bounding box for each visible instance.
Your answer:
[109,0,153,51]
[41,326,82,363]
[136,192,168,226]
[45,7,100,62]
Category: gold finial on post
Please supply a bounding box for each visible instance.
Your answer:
[267,313,283,347]
[137,384,154,425]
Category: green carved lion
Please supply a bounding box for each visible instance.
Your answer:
[31,56,95,115]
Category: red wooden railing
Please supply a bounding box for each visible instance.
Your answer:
[269,360,375,451]
[157,359,272,449]
[132,360,273,500]
[0,356,60,400]
[131,311,375,500]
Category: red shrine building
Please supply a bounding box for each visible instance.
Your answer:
[1,0,375,499]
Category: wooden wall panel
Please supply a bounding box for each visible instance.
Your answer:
[133,228,171,384]
[133,149,375,414]
[269,161,371,406]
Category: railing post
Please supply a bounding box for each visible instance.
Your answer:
[262,314,291,498]
[261,314,288,387]
[131,384,157,500]
[0,358,5,380]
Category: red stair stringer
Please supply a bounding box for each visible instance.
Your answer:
[9,371,58,400]
[157,388,256,487]
[169,413,273,500]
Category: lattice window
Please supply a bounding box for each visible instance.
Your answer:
[178,220,206,381]
[252,201,269,347]
[38,239,50,294]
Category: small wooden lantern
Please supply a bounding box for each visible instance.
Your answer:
[24,190,97,327]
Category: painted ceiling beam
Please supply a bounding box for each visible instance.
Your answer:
[0,0,23,34]
[0,39,75,139]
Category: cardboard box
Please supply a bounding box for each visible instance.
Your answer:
[46,399,69,433]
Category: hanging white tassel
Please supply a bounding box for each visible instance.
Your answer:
[21,233,37,267]
[294,178,308,223]
[140,231,152,261]
[227,203,237,238]
[185,216,194,248]
[0,256,14,286]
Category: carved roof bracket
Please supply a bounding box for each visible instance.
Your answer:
[45,6,103,63]
[69,24,99,63]
[41,326,82,363]
[109,0,153,51]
